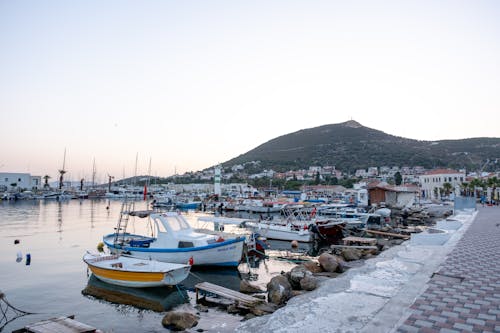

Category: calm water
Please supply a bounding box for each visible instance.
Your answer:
[0,200,304,332]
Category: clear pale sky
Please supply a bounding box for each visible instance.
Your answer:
[1,1,499,182]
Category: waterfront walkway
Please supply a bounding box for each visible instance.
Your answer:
[396,206,500,333]
[237,206,500,333]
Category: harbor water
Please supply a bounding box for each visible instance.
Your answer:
[0,199,309,332]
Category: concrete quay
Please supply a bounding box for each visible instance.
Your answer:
[236,206,500,333]
[396,206,500,333]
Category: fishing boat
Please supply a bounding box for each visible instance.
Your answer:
[103,208,246,267]
[83,252,191,288]
[244,219,313,242]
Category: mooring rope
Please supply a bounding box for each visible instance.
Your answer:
[0,290,36,331]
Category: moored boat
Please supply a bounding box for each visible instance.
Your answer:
[103,210,246,267]
[83,252,191,288]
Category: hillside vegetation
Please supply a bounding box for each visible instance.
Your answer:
[223,121,500,173]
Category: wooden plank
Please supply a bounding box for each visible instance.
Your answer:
[195,282,263,306]
[364,229,410,239]
[342,236,377,246]
[331,244,378,249]
[24,316,96,333]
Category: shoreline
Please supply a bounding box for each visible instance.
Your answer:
[234,210,477,332]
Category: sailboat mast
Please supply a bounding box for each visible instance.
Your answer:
[133,153,138,186]
[91,158,96,188]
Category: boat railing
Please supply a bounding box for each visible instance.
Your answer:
[87,254,120,263]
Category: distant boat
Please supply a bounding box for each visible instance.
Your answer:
[42,191,72,201]
[83,252,191,288]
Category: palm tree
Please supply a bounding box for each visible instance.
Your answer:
[487,176,498,202]
[460,182,469,196]
[58,169,66,190]
[43,175,51,189]
[442,182,453,198]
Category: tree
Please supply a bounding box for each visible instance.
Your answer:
[442,182,453,198]
[314,171,321,185]
[43,175,51,188]
[394,171,402,185]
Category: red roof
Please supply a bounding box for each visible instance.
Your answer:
[423,168,461,175]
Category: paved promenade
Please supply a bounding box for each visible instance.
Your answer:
[237,206,500,333]
[397,206,500,333]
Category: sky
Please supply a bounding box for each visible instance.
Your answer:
[1,1,499,182]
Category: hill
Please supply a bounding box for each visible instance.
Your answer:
[223,120,500,173]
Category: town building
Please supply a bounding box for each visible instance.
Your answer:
[368,181,419,207]
[0,172,42,191]
[418,169,465,200]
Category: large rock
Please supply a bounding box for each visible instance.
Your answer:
[267,275,292,305]
[302,261,323,273]
[161,311,199,331]
[341,248,361,261]
[300,276,318,291]
[288,266,312,289]
[240,280,264,294]
[318,253,339,272]
[250,302,278,316]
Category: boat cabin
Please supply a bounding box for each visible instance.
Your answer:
[148,212,220,249]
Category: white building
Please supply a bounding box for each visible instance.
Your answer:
[355,169,367,178]
[0,172,42,191]
[419,169,465,200]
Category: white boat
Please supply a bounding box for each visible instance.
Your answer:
[244,219,313,242]
[103,210,246,267]
[42,191,73,201]
[234,198,287,213]
[83,252,191,288]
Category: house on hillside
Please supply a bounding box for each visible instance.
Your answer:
[418,169,465,200]
[301,185,346,202]
[368,181,419,207]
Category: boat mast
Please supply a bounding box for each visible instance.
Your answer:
[133,152,138,187]
[91,158,96,189]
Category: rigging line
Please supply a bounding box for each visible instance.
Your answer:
[187,271,205,282]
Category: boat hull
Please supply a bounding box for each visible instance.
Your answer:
[83,253,191,288]
[103,235,245,267]
[245,222,312,242]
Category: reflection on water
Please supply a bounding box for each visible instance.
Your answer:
[82,275,188,312]
[0,200,325,331]
[82,267,245,312]
[182,267,243,292]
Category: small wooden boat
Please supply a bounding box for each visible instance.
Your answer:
[83,252,191,288]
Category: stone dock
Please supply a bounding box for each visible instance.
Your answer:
[236,206,500,333]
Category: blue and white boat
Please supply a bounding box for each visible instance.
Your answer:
[103,211,245,267]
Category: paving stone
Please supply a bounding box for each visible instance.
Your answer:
[478,313,496,321]
[396,208,500,332]
[466,318,486,326]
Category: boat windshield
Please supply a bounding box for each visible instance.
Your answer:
[167,215,191,232]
